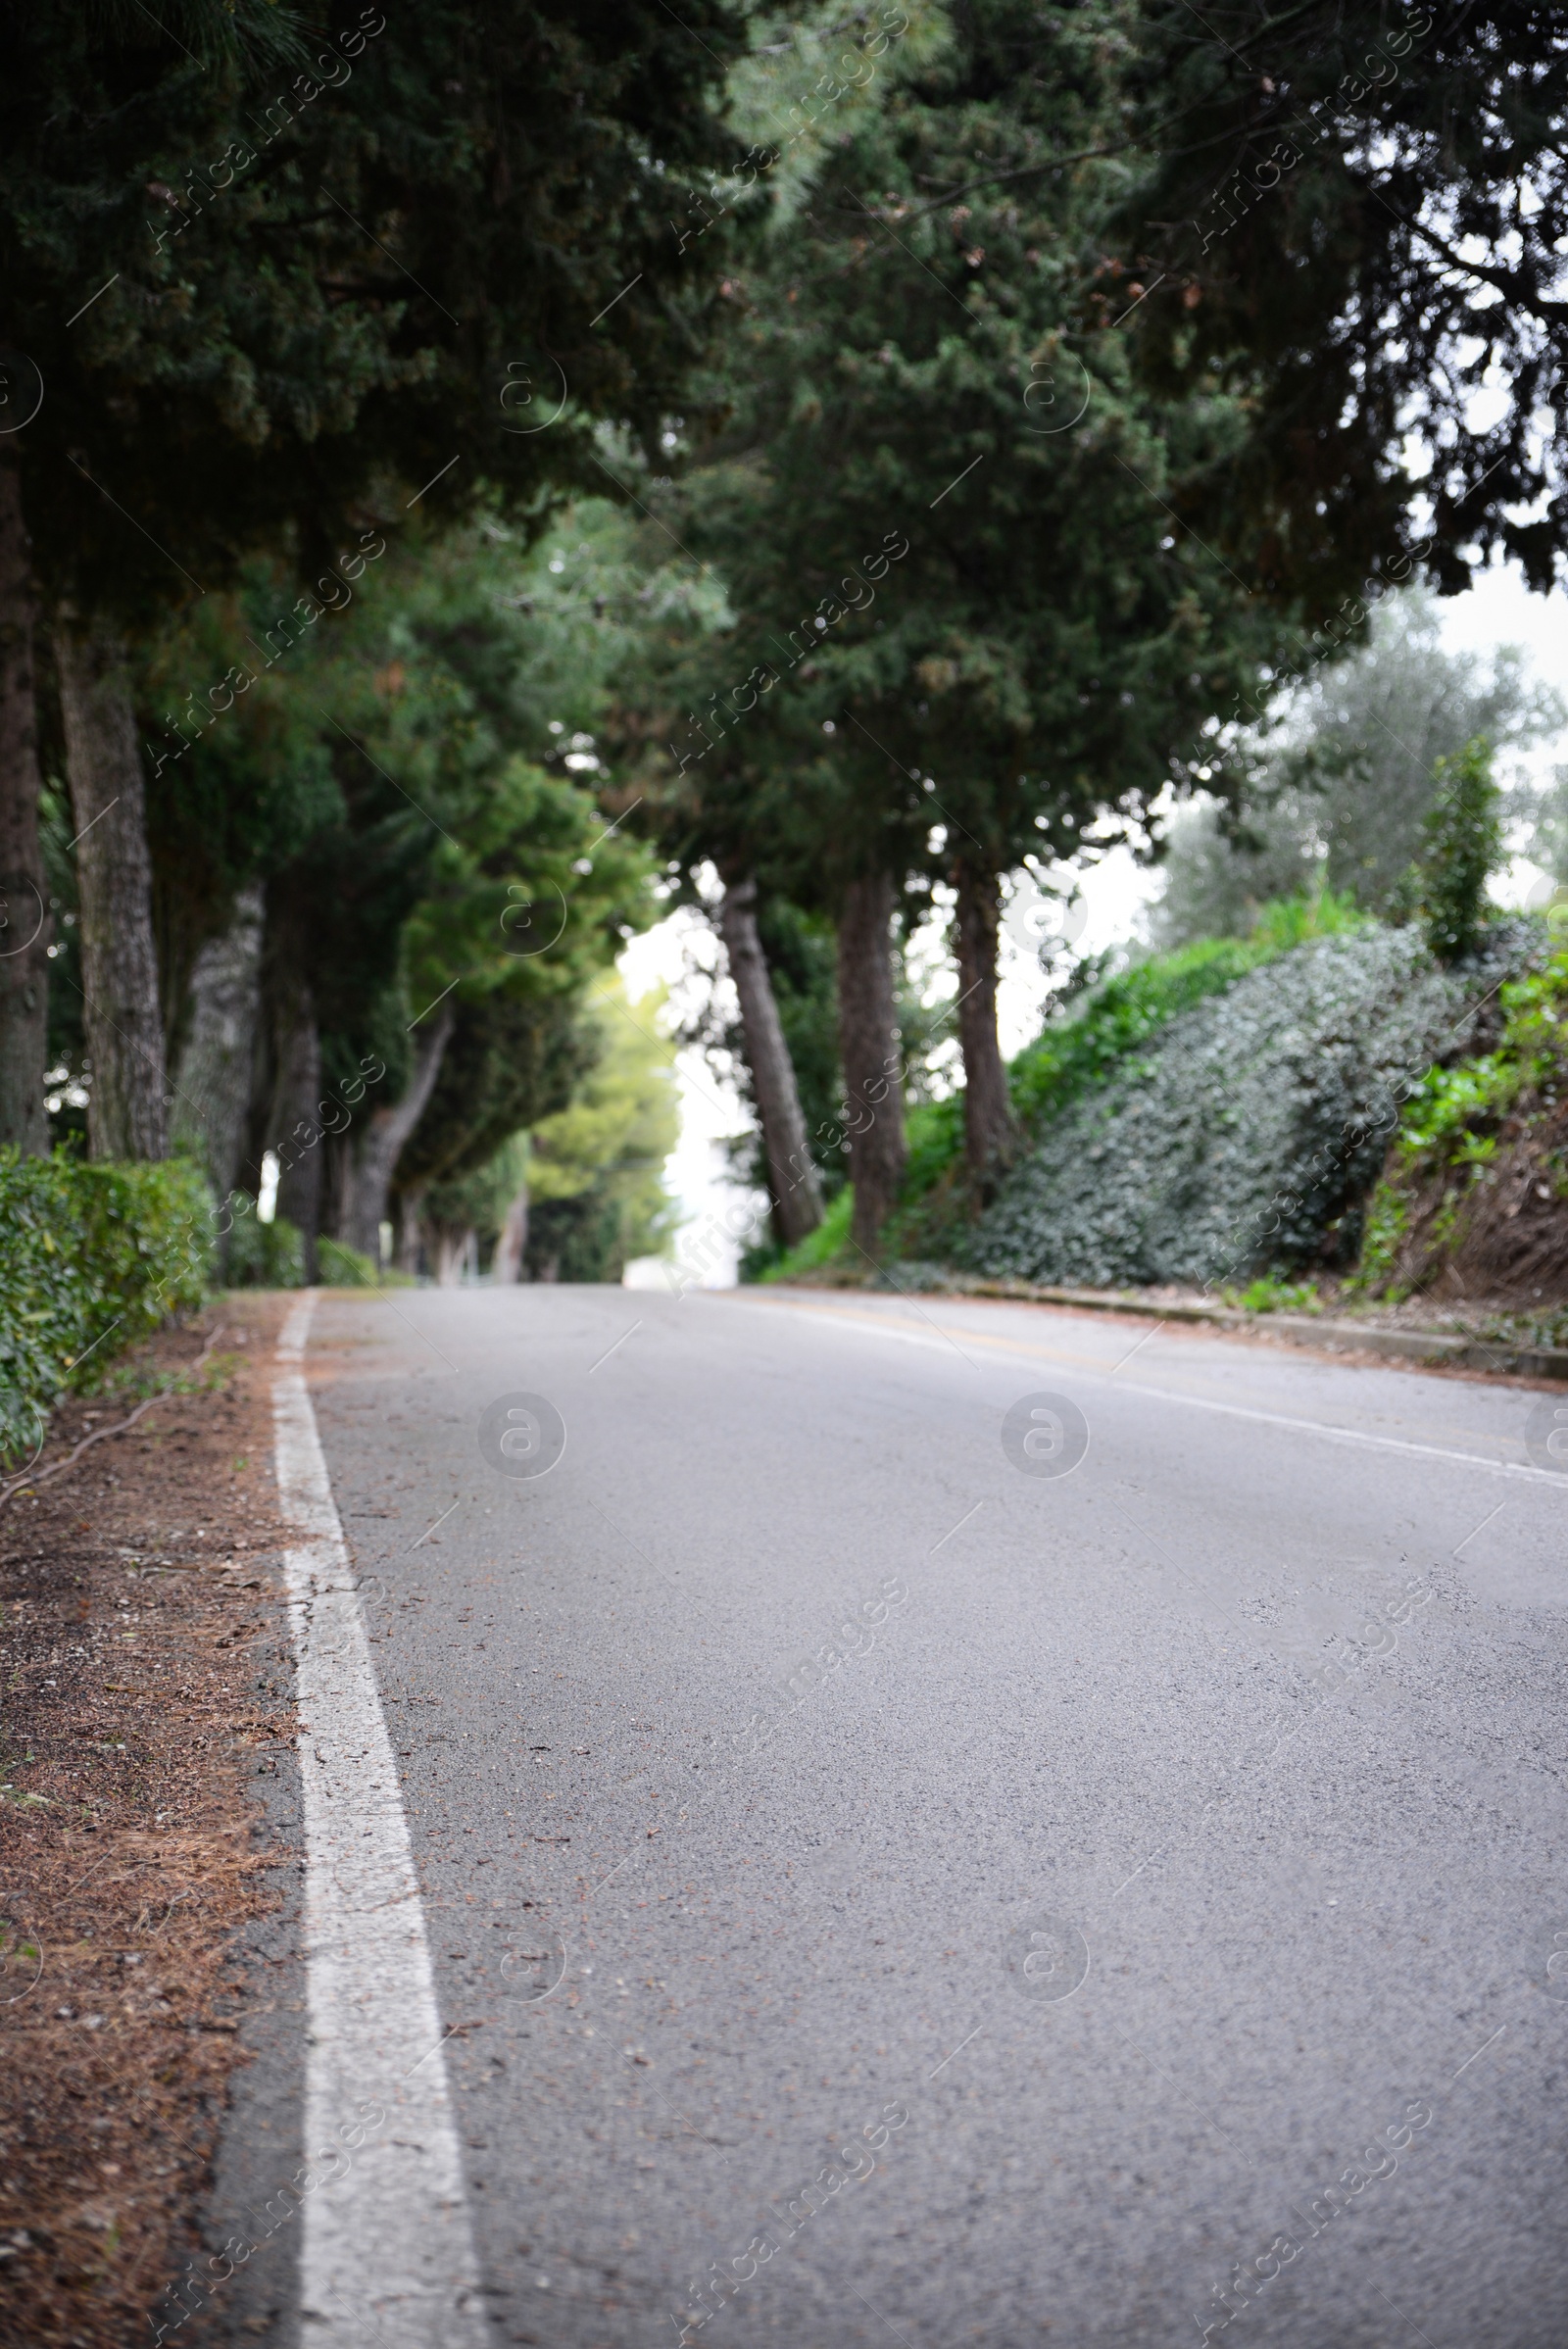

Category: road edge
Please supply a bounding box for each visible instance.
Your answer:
[272,1291,490,2348]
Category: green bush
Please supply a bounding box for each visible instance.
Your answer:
[0,1150,214,1471]
[220,1215,406,1288]
[760,883,1446,1297]
[223,1211,306,1290]
[760,1185,853,1281]
[319,1236,407,1286]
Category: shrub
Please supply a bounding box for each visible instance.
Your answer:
[221,1214,409,1289]
[318,1236,405,1286]
[1417,738,1503,964]
[761,1185,853,1281]
[0,1151,213,1471]
[759,893,1498,1293]
[223,1211,306,1290]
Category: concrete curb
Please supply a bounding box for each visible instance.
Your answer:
[922,1276,1568,1384]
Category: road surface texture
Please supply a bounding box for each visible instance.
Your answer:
[209,1282,1568,2349]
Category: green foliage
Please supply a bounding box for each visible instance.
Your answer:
[1147,798,1325,953]
[129,514,664,1213]
[1278,599,1555,915]
[7,0,744,625]
[318,1237,400,1288]
[523,983,680,1281]
[762,896,1374,1279]
[900,1095,967,1197]
[221,1214,403,1288]
[762,1184,855,1282]
[886,919,1314,1256]
[1120,3,1568,605]
[949,922,1543,1292]
[224,1212,306,1290]
[1352,1178,1412,1299]
[710,890,963,1231]
[1528,765,1568,888]
[1150,594,1561,950]
[1416,739,1504,965]
[138,586,342,1028]
[1223,1276,1321,1314]
[762,933,1244,1276]
[1352,946,1568,1296]
[1250,888,1364,953]
[1006,937,1275,1132]
[753,900,849,1200]
[0,1151,212,1469]
[635,0,1287,963]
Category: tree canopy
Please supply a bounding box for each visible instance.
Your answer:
[9,0,1568,1283]
[4,0,745,611]
[1120,1,1568,606]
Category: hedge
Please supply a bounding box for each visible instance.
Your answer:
[223,1214,396,1288]
[0,1150,214,1471]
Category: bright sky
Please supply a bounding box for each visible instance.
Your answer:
[620,559,1568,1285]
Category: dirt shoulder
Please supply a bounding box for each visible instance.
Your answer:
[0,1295,294,2349]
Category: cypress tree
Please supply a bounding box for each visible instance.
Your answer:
[0,0,741,1151]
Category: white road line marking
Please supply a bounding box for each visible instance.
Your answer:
[1105,1376,1561,1488]
[274,1292,489,2348]
[736,1296,1566,1488]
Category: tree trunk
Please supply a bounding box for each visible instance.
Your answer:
[394,1185,426,1277]
[171,883,265,1199]
[952,857,1018,1194]
[55,620,168,1161]
[433,1226,471,1286]
[320,1127,357,1245]
[0,455,52,1155]
[343,1005,455,1256]
[836,868,907,1260]
[271,985,322,1281]
[494,1182,528,1282]
[718,877,825,1247]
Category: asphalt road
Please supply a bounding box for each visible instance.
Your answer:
[219,1282,1568,2349]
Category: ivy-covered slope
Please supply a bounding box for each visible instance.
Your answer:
[959,924,1539,1291]
[771,933,1297,1280]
